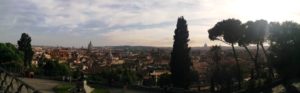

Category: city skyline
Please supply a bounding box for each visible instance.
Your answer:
[1,0,300,47]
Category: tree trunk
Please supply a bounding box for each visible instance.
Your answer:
[254,43,260,78]
[242,44,255,61]
[259,42,267,57]
[241,44,256,80]
[231,43,241,89]
[260,42,275,79]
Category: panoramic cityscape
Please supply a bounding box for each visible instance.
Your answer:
[1,0,300,93]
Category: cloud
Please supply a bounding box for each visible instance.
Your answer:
[1,0,300,47]
[99,26,173,46]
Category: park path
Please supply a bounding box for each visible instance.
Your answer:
[18,78,159,93]
[19,78,64,93]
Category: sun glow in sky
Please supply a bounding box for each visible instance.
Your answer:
[0,0,299,47]
[231,0,300,22]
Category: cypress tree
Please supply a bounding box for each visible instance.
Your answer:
[18,33,34,69]
[170,16,192,89]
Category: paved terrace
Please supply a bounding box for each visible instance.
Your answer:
[20,78,64,93]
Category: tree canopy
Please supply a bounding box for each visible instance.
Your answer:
[240,20,268,45]
[170,16,192,89]
[0,43,24,72]
[208,19,244,44]
[18,33,34,68]
[0,43,23,65]
[0,43,23,62]
[269,21,300,79]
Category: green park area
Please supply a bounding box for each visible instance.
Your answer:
[53,83,110,93]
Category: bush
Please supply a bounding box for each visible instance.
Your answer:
[37,59,70,77]
[0,43,24,72]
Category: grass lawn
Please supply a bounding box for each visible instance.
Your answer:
[91,88,110,93]
[89,83,110,93]
[53,83,75,93]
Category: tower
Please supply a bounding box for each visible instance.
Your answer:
[87,41,93,53]
[106,49,114,65]
[204,43,208,48]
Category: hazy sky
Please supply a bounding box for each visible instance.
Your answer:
[1,0,300,47]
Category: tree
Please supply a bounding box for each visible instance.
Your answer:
[0,43,24,72]
[268,21,300,93]
[208,46,240,92]
[239,20,269,79]
[208,46,222,92]
[210,46,222,68]
[158,73,172,88]
[170,16,192,89]
[208,19,243,88]
[40,59,70,77]
[18,33,34,69]
[0,43,23,63]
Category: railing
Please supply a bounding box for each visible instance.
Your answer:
[0,67,41,93]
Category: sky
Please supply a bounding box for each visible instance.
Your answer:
[1,0,300,47]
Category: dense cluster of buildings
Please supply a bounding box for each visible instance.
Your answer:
[31,42,239,88]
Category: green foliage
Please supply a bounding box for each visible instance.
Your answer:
[208,19,300,92]
[208,18,243,88]
[239,20,269,79]
[158,73,172,88]
[143,78,156,86]
[88,84,110,93]
[269,21,300,79]
[0,43,23,62]
[88,67,139,85]
[53,83,75,93]
[240,20,268,45]
[209,46,222,64]
[170,16,192,89]
[190,70,199,83]
[208,46,241,92]
[0,43,24,71]
[91,88,110,93]
[120,69,138,85]
[17,33,34,68]
[37,58,70,77]
[208,18,243,44]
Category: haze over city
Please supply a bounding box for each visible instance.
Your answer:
[1,0,300,47]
